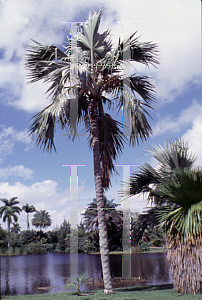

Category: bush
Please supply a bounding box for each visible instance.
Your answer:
[138,240,150,252]
[13,247,21,255]
[20,230,37,244]
[0,227,7,249]
[26,242,46,254]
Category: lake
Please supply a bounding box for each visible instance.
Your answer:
[1,252,172,296]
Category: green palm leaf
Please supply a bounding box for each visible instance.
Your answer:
[154,168,202,240]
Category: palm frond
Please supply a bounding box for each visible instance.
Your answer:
[118,32,159,66]
[129,98,153,146]
[25,40,91,100]
[147,139,196,174]
[154,168,202,239]
[88,113,127,189]
[29,94,89,152]
[129,75,156,105]
[111,77,154,146]
[29,102,58,152]
[76,9,112,63]
[99,114,127,189]
[99,31,159,75]
[25,41,69,94]
[130,163,161,194]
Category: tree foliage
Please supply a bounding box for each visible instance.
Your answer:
[32,210,52,230]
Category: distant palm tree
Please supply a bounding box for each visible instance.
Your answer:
[82,196,123,251]
[81,196,122,233]
[25,9,158,293]
[11,222,21,234]
[22,203,36,230]
[131,207,162,246]
[32,210,51,232]
[128,139,202,294]
[0,197,22,252]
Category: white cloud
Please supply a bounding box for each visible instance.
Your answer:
[182,119,202,168]
[0,165,33,180]
[0,178,88,230]
[13,128,32,145]
[152,100,202,137]
[0,0,200,113]
[0,126,32,162]
[100,0,201,103]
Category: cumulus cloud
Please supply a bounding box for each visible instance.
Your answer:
[0,178,88,230]
[182,119,202,168]
[99,0,201,103]
[0,126,32,162]
[152,100,202,137]
[0,0,200,113]
[0,165,33,180]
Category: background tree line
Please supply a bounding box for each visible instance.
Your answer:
[0,196,164,255]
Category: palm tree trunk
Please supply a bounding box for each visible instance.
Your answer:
[89,98,114,294]
[165,235,202,294]
[7,219,10,253]
[27,213,29,230]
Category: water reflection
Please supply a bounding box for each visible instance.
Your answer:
[1,252,172,296]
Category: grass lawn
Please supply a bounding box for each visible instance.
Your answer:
[2,284,202,300]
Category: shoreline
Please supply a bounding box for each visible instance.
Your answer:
[0,247,164,256]
[90,246,164,255]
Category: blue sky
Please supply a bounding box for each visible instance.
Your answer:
[0,0,201,231]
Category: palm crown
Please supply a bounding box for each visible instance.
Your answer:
[25,9,158,190]
[0,197,22,220]
[32,210,52,230]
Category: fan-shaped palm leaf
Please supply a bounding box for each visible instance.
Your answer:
[154,168,202,240]
[128,139,196,205]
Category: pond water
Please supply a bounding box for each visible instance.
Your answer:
[1,252,172,296]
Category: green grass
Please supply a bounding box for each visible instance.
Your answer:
[2,284,202,300]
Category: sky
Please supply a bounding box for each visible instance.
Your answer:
[0,0,201,231]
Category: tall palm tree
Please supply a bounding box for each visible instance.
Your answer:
[128,139,202,294]
[0,197,22,252]
[32,210,52,231]
[22,203,36,230]
[11,222,21,234]
[25,9,158,293]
